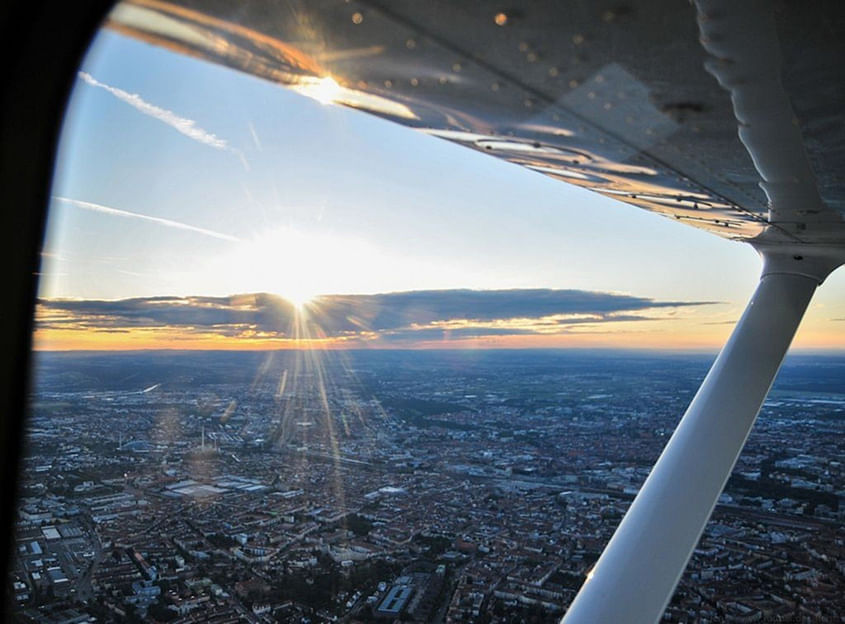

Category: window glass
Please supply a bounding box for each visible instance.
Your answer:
[10,5,845,622]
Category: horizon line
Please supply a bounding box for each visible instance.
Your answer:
[30,346,845,355]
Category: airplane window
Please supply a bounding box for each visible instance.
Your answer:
[9,2,845,623]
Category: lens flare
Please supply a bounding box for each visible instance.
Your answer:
[305,76,343,105]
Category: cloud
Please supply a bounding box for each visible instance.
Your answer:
[36,289,716,343]
[77,71,232,151]
[53,197,240,242]
[376,314,656,342]
[308,290,706,332]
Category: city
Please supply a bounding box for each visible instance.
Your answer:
[8,350,845,622]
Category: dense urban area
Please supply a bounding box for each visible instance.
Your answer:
[8,350,845,623]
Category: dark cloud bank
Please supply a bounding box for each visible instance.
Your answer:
[37,289,716,341]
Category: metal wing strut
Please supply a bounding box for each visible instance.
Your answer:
[562,252,839,623]
[564,0,845,619]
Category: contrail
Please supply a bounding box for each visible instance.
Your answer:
[53,197,241,242]
[78,71,229,150]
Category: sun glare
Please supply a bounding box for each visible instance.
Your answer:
[285,289,313,310]
[291,75,418,119]
[213,226,379,306]
[300,76,342,106]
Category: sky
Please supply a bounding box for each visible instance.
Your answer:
[34,28,845,351]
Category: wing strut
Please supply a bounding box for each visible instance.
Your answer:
[562,249,842,624]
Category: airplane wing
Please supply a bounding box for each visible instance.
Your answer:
[106,0,844,245]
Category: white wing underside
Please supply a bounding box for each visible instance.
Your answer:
[108,0,844,247]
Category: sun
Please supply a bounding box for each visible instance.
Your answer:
[216,226,332,308]
[283,288,314,310]
[213,225,411,307]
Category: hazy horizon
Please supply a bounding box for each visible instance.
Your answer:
[37,29,845,351]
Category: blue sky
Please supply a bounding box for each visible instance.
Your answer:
[36,29,845,350]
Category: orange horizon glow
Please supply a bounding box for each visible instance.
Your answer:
[31,319,845,352]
